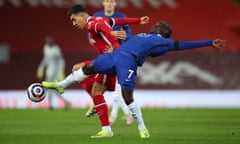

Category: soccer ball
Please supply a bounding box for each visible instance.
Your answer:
[27,83,46,102]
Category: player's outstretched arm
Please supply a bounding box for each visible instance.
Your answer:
[94,20,126,40]
[111,16,150,26]
[174,39,226,51]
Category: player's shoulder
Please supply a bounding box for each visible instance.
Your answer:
[49,44,59,48]
[88,16,106,23]
[44,44,52,49]
[53,44,60,49]
[87,16,104,26]
[87,16,109,30]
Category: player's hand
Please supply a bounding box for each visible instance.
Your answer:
[110,30,126,40]
[72,62,85,71]
[118,28,126,43]
[140,16,150,24]
[212,39,226,49]
[36,66,44,79]
[104,45,114,53]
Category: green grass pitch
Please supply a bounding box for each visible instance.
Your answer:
[0,109,240,144]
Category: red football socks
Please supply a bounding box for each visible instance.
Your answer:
[93,95,110,126]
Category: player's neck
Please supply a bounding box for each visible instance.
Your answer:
[104,10,114,17]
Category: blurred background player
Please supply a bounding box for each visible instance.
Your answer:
[85,0,134,126]
[37,35,70,110]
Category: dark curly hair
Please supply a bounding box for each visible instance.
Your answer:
[68,4,88,16]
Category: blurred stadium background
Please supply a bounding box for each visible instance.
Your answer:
[1,1,240,144]
[0,0,240,108]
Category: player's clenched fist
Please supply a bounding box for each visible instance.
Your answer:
[140,16,150,24]
[212,39,226,49]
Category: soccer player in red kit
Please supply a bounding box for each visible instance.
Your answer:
[85,0,135,127]
[68,5,150,138]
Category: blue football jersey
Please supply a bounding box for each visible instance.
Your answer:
[119,33,212,66]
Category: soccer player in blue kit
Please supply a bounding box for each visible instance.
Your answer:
[93,0,132,43]
[42,21,226,138]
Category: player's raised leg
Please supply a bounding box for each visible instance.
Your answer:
[42,67,88,92]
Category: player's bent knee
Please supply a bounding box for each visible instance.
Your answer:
[72,62,85,71]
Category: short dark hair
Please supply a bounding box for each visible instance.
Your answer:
[150,21,172,38]
[68,4,88,16]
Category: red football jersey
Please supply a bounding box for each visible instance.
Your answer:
[86,16,140,54]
